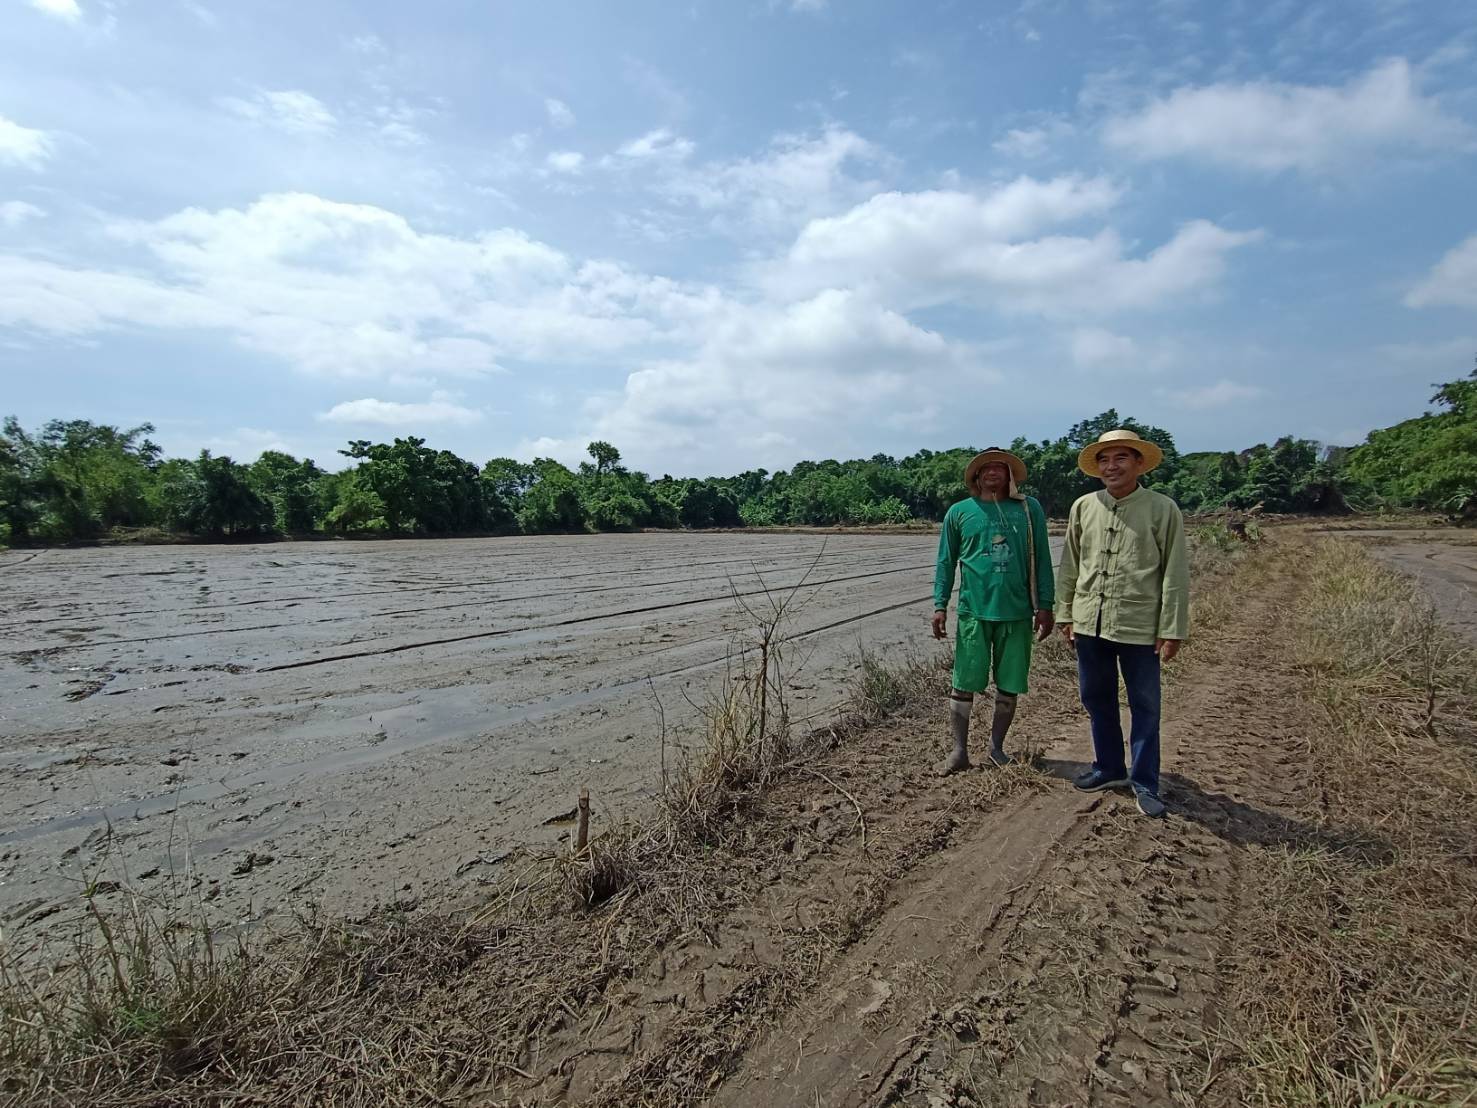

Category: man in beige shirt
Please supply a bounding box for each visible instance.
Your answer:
[1055,429,1190,818]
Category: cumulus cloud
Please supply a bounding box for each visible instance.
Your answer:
[318,392,485,427]
[221,89,337,135]
[0,192,723,378]
[0,115,55,170]
[585,288,995,471]
[770,175,1259,315]
[1406,234,1477,309]
[0,201,45,227]
[29,0,81,21]
[544,98,575,128]
[1103,59,1472,173]
[1158,379,1263,409]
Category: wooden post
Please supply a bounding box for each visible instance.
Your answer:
[575,788,590,851]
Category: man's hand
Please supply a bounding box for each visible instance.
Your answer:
[1033,609,1055,642]
[931,610,947,640]
[1059,622,1075,646]
[1156,638,1181,662]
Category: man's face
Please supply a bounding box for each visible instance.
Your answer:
[976,461,1009,495]
[1096,446,1144,494]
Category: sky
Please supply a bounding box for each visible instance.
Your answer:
[2,0,1476,477]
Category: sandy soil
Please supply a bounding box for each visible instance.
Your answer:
[2,532,1041,953]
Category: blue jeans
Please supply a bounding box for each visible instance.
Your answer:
[1075,633,1162,796]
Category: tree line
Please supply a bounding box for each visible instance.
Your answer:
[2,365,1472,545]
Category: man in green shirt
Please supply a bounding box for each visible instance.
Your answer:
[1055,429,1190,818]
[932,448,1056,774]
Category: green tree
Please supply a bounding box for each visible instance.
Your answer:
[248,451,324,533]
[517,458,587,532]
[323,473,387,533]
[0,417,162,541]
[1348,364,1477,518]
[586,440,621,475]
[159,451,273,537]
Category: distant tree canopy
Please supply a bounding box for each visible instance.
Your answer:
[1345,365,1477,520]
[3,360,1473,545]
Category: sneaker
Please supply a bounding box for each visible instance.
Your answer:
[1135,790,1167,818]
[1073,768,1130,792]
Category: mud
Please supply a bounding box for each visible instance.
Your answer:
[1361,533,1477,646]
[1,532,1052,953]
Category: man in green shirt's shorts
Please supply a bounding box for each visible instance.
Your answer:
[931,448,1056,774]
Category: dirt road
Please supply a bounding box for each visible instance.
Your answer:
[1,532,990,953]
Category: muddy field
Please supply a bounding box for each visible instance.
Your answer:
[1360,530,1477,645]
[0,532,998,951]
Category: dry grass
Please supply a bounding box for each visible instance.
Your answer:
[1226,538,1477,1107]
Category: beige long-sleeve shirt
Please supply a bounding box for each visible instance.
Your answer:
[1054,485,1190,646]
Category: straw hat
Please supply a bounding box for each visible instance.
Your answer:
[964,447,1027,490]
[1077,428,1165,477]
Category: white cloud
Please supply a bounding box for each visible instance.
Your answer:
[1103,58,1472,173]
[1071,326,1138,368]
[993,116,1074,159]
[1158,378,1263,409]
[347,33,387,55]
[0,201,45,227]
[1406,234,1477,309]
[221,89,337,135]
[0,115,55,170]
[769,175,1258,315]
[545,98,575,128]
[319,392,485,427]
[29,0,81,22]
[662,127,887,236]
[613,127,694,161]
[546,150,584,173]
[585,288,994,472]
[199,427,297,459]
[0,192,722,378]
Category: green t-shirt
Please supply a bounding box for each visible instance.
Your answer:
[934,495,1055,622]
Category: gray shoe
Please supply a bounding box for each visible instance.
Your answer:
[1074,768,1130,792]
[1135,790,1166,818]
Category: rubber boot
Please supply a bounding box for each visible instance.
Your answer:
[987,691,1018,766]
[940,693,973,775]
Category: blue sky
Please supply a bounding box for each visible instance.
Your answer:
[2,0,1475,476]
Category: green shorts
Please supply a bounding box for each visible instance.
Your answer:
[952,617,1033,695]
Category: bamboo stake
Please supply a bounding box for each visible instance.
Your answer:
[575,788,590,851]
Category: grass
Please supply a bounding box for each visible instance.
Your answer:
[1225,538,1477,1107]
